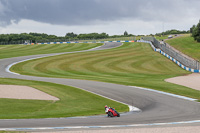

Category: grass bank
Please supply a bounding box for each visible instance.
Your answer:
[0,78,128,119]
[166,35,200,61]
[0,43,102,59]
[11,42,200,100]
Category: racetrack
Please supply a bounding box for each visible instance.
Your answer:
[0,42,200,131]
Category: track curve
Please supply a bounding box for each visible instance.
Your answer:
[0,42,200,131]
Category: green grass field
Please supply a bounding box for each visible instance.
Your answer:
[0,78,128,119]
[0,43,102,59]
[166,35,200,61]
[11,42,200,100]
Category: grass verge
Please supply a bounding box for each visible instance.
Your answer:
[0,78,128,119]
[0,43,102,59]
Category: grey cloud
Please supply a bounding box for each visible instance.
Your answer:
[0,0,199,26]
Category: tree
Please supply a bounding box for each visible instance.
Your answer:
[190,25,196,33]
[192,20,200,42]
[124,31,128,36]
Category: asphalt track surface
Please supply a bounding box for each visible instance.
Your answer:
[0,42,200,131]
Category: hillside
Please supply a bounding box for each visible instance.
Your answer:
[166,35,200,61]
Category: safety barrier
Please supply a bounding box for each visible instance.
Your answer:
[137,40,200,73]
[25,40,135,45]
[142,37,199,70]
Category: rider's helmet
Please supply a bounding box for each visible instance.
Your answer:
[105,105,108,108]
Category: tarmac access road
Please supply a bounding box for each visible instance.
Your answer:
[0,42,200,132]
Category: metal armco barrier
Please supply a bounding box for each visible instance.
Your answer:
[141,37,199,71]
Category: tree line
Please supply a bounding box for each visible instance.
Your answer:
[155,29,189,36]
[2,24,198,45]
[0,31,134,44]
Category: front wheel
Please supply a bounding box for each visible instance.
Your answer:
[108,111,113,117]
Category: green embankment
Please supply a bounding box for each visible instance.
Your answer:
[11,42,200,100]
[0,43,102,59]
[0,78,128,119]
[166,35,200,61]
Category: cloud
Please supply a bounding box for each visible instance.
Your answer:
[0,0,199,27]
[0,0,199,35]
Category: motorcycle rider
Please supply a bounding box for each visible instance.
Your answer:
[105,105,110,114]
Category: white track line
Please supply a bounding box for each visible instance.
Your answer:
[65,84,140,112]
[1,120,200,131]
[129,86,197,101]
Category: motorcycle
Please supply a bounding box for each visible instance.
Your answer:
[107,107,120,117]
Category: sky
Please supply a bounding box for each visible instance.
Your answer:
[0,0,199,36]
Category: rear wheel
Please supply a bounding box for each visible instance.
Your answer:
[117,113,120,117]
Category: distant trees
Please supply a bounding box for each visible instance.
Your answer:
[77,33,109,40]
[0,31,135,45]
[65,32,77,38]
[191,20,200,42]
[0,33,66,44]
[155,29,189,36]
